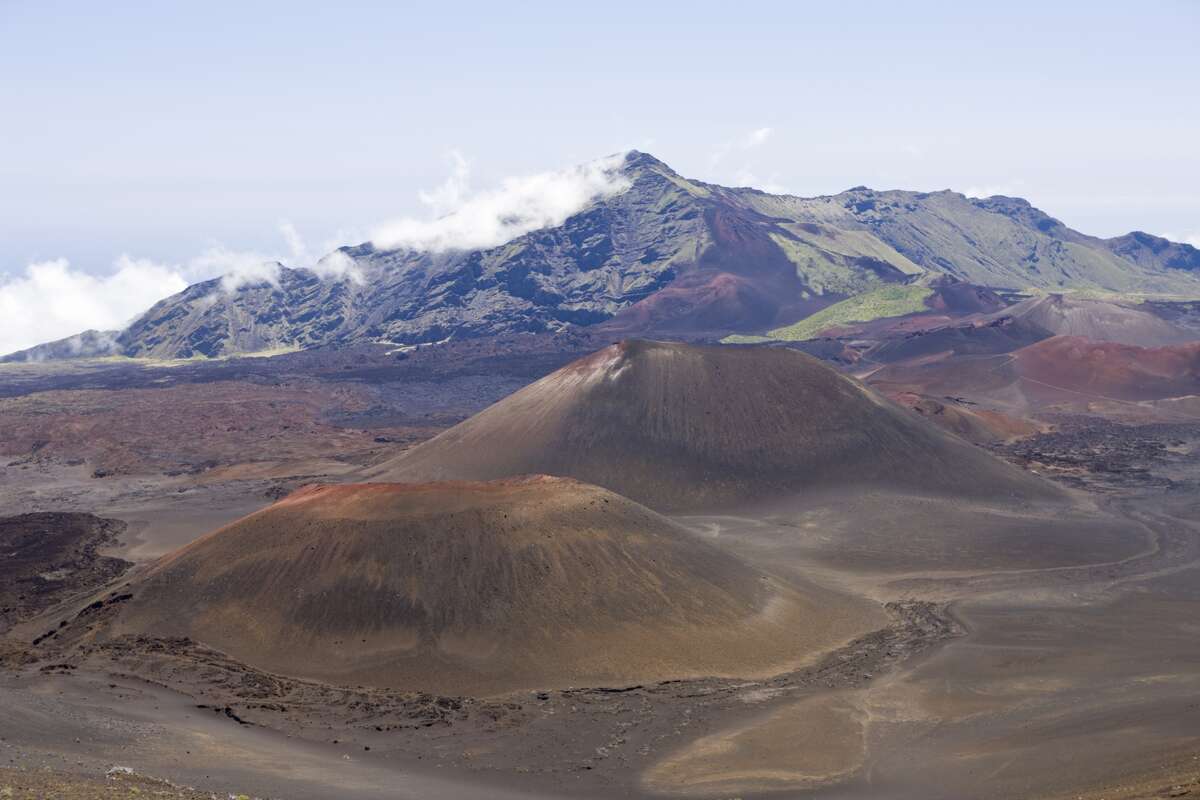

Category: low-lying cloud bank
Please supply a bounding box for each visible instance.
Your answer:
[0,223,362,357]
[2,152,637,356]
[370,151,631,253]
[1,151,633,357]
[1161,232,1200,249]
[0,256,188,357]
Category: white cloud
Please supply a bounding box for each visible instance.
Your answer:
[370,152,631,253]
[187,246,282,292]
[311,249,364,283]
[964,181,1026,199]
[280,220,311,264]
[416,150,471,217]
[707,129,785,193]
[277,220,365,284]
[187,221,370,290]
[1159,232,1200,249]
[710,126,777,168]
[0,256,188,356]
[0,221,370,357]
[741,127,774,149]
[731,169,791,195]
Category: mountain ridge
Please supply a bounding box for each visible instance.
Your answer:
[7,150,1200,361]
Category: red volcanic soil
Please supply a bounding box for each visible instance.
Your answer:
[0,379,436,477]
[606,271,780,333]
[103,477,859,696]
[868,353,1022,402]
[1013,336,1200,403]
[603,207,827,335]
[887,392,1042,444]
[370,340,1058,511]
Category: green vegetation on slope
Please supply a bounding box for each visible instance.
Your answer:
[769,232,922,297]
[775,226,924,277]
[725,284,934,343]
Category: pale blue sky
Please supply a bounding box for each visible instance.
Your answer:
[2,0,1199,276]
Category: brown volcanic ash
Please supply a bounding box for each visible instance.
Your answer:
[106,477,854,696]
[370,340,1058,511]
[991,293,1194,347]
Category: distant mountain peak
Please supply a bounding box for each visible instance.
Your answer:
[7,152,1200,362]
[621,149,671,170]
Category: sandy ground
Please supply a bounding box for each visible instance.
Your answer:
[0,461,273,563]
[643,690,869,795]
[647,458,1200,798]
[0,671,552,800]
[0,766,233,800]
[7,481,1197,800]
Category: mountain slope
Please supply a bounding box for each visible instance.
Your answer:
[9,151,1200,361]
[742,189,1199,294]
[1106,231,1200,273]
[2,266,355,361]
[369,340,1060,511]
[110,153,921,358]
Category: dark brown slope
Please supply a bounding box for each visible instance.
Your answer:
[370,340,1058,511]
[865,293,1195,367]
[866,314,1052,364]
[869,336,1200,418]
[106,477,858,696]
[0,513,130,632]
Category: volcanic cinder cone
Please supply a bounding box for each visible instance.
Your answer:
[107,477,862,696]
[369,340,1058,511]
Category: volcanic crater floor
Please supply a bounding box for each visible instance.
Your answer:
[3,414,1200,798]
